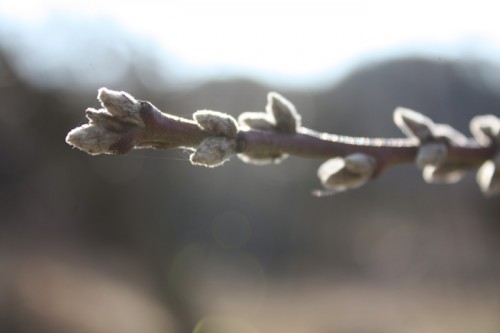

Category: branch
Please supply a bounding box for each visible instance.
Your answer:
[66,88,500,196]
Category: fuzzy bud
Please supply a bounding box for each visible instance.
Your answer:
[237,92,302,135]
[85,108,129,133]
[317,153,376,193]
[194,110,238,138]
[66,88,147,155]
[190,137,236,167]
[470,115,500,146]
[238,112,276,132]
[394,107,468,146]
[416,142,448,169]
[431,123,468,146]
[477,157,500,196]
[417,136,466,183]
[266,92,301,134]
[423,164,466,184]
[97,87,144,127]
[394,107,471,184]
[393,107,435,142]
[468,115,500,195]
[66,124,122,155]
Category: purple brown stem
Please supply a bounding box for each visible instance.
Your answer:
[237,129,495,175]
[118,101,495,176]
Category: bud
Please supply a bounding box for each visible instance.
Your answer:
[237,93,302,135]
[266,92,301,134]
[317,153,376,192]
[416,142,448,169]
[470,115,500,146]
[97,87,144,127]
[393,107,435,142]
[66,124,122,155]
[477,157,500,196]
[194,110,238,138]
[393,107,472,184]
[469,115,500,195]
[431,123,468,146]
[190,137,236,167]
[423,164,466,184]
[238,112,276,132]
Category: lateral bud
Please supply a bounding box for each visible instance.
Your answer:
[423,164,467,184]
[266,92,301,134]
[470,115,500,146]
[97,87,145,127]
[471,115,500,195]
[477,157,500,196]
[316,153,376,195]
[190,137,236,168]
[237,92,302,136]
[416,142,448,169]
[238,112,276,132]
[393,107,435,142]
[194,110,238,138]
[66,124,123,155]
[394,107,470,184]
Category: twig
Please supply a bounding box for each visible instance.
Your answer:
[66,88,500,196]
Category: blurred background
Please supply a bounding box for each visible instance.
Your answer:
[1,1,500,332]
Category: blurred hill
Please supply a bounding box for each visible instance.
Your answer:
[1,41,500,332]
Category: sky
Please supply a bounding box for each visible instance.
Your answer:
[0,0,499,88]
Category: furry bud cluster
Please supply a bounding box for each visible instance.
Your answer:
[66,88,144,155]
[394,107,469,184]
[470,115,500,196]
[190,110,239,167]
[238,92,301,164]
[395,108,500,195]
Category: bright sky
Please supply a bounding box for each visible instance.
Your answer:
[1,0,499,87]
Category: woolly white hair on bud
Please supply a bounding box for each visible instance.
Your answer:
[98,87,138,104]
[266,92,301,134]
[97,87,144,127]
[477,158,500,196]
[65,124,121,155]
[470,115,500,146]
[317,153,376,191]
[85,108,126,132]
[238,112,276,132]
[416,143,448,169]
[193,110,238,138]
[190,137,236,167]
[423,165,466,184]
[432,124,468,146]
[393,107,435,141]
[85,107,112,123]
[317,158,347,188]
